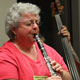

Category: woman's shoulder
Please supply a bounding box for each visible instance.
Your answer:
[0,41,18,65]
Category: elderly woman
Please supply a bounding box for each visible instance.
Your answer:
[0,2,72,80]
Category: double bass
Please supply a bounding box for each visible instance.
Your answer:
[51,0,80,80]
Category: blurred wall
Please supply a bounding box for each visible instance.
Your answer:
[71,0,80,58]
[0,0,16,46]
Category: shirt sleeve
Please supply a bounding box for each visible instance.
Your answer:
[0,59,18,79]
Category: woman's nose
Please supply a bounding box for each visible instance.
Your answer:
[32,22,39,29]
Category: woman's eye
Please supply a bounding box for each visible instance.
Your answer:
[25,22,32,26]
[36,22,39,25]
[23,20,39,27]
[35,21,39,25]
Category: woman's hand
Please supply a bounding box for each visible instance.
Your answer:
[46,60,63,80]
[51,60,63,75]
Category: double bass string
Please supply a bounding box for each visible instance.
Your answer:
[61,37,78,80]
[55,14,80,80]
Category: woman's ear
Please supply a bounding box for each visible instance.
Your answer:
[10,24,17,35]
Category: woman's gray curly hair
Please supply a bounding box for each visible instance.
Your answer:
[5,2,40,40]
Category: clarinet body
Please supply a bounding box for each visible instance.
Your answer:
[34,34,57,76]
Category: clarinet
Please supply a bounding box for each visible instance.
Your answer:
[34,34,57,76]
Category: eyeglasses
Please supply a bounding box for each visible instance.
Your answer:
[19,19,40,27]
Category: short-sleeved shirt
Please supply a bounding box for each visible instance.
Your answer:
[0,41,68,80]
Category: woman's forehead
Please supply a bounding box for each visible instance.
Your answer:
[20,13,38,21]
[22,13,37,18]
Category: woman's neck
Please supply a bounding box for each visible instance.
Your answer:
[13,41,38,61]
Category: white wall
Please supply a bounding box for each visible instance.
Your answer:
[0,0,16,46]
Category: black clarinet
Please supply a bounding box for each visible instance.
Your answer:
[34,34,57,76]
